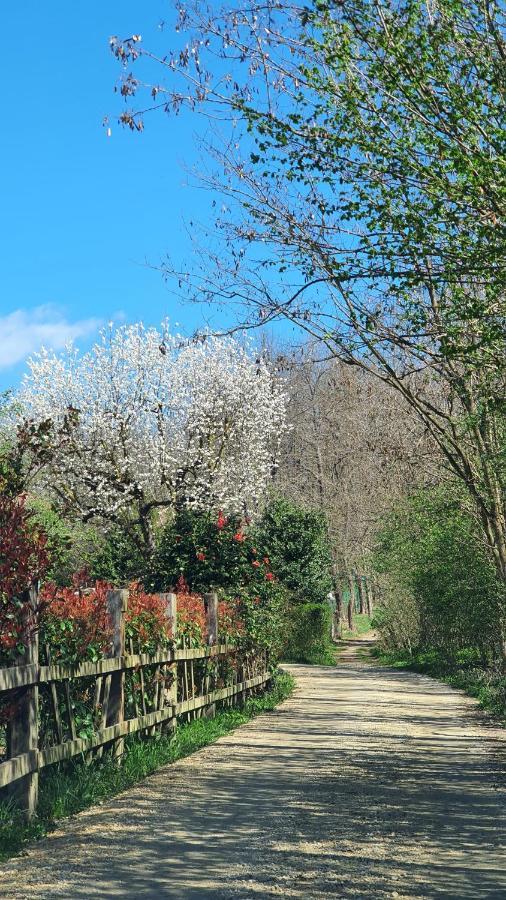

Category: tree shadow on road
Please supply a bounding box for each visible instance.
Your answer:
[3,664,506,899]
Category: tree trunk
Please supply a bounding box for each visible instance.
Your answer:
[356,573,366,615]
[347,574,355,631]
[334,585,343,639]
[365,579,373,617]
[331,567,344,639]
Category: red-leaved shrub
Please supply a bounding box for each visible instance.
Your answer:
[40,576,175,663]
[39,573,244,664]
[0,494,48,659]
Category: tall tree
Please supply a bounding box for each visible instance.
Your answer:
[111,1,506,641]
[276,347,431,598]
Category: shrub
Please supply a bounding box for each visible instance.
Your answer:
[373,485,505,662]
[39,574,246,660]
[87,525,148,585]
[174,578,244,646]
[231,581,289,659]
[253,498,333,605]
[148,508,285,657]
[39,576,175,663]
[25,500,106,587]
[283,602,335,665]
[0,494,49,664]
[148,508,259,594]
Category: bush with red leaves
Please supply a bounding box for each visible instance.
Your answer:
[176,585,206,647]
[0,493,49,730]
[173,576,244,647]
[40,574,177,664]
[38,573,245,664]
[0,493,48,662]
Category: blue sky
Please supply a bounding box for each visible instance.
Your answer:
[0,1,256,390]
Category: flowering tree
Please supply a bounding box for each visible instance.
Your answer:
[149,507,274,593]
[17,324,287,550]
[150,509,287,654]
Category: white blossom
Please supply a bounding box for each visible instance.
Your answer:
[18,323,287,539]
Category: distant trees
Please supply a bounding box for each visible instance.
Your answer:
[274,348,432,625]
[16,324,287,551]
[278,351,430,553]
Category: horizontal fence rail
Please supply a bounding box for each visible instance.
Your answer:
[0,588,270,819]
[0,645,244,693]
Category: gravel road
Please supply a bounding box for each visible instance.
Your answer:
[2,639,505,899]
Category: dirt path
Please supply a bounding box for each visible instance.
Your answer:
[2,639,506,899]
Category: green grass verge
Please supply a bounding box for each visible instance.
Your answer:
[370,647,506,724]
[0,671,294,862]
[341,613,373,639]
[282,646,336,666]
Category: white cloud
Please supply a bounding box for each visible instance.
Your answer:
[0,305,101,369]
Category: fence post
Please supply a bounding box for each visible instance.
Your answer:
[7,583,39,820]
[106,588,128,759]
[204,592,218,646]
[203,592,218,717]
[161,592,177,733]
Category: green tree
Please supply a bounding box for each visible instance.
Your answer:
[113,0,506,657]
[87,524,148,585]
[253,497,333,605]
[28,500,105,586]
[374,485,504,661]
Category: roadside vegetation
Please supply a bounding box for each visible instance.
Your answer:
[341,615,373,641]
[0,332,335,852]
[371,485,506,721]
[371,647,506,723]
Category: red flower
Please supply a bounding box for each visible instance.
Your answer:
[265,572,275,582]
[216,511,227,530]
[252,560,261,568]
[196,551,206,562]
[233,531,245,542]
[263,556,270,566]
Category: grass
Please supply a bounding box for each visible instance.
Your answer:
[341,613,373,639]
[283,645,336,666]
[285,614,376,665]
[0,671,294,862]
[370,646,506,724]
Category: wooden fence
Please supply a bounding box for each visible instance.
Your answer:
[0,588,270,820]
